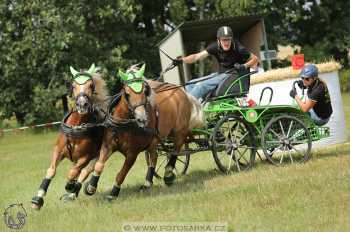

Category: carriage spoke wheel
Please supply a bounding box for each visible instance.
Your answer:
[261,115,312,166]
[212,115,256,173]
[151,149,190,178]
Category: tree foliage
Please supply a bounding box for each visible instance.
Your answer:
[1,0,349,124]
[0,0,138,124]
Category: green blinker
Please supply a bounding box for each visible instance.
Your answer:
[74,75,91,85]
[70,63,95,85]
[128,81,143,93]
[118,64,146,93]
[135,63,145,78]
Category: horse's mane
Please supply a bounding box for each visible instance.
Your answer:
[92,73,109,110]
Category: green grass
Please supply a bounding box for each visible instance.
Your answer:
[1,94,350,232]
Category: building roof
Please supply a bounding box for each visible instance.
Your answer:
[158,14,263,46]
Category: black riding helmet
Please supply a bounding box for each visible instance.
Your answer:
[217,26,233,38]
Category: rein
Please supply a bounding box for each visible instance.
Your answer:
[104,93,140,128]
[154,69,258,93]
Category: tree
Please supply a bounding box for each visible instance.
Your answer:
[0,0,138,124]
[251,0,350,66]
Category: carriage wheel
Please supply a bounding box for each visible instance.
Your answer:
[261,115,312,165]
[149,149,190,178]
[212,115,256,173]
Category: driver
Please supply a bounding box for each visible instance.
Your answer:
[174,25,258,102]
[289,64,333,126]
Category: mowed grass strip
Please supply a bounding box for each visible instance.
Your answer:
[0,93,350,232]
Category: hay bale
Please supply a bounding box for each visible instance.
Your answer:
[251,61,342,85]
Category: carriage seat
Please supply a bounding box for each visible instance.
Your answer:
[206,72,250,100]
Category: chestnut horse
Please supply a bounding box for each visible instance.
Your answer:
[31,64,109,210]
[84,64,203,200]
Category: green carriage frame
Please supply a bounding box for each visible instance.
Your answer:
[159,70,331,175]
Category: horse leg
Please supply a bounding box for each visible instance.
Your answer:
[106,153,138,201]
[140,148,158,191]
[61,156,90,202]
[85,141,112,196]
[31,145,64,210]
[78,158,97,194]
[163,152,177,186]
[164,135,186,186]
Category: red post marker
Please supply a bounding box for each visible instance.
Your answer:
[291,54,305,70]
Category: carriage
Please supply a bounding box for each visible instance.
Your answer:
[31,63,332,209]
[155,65,331,175]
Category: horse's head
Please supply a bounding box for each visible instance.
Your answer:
[69,64,97,114]
[119,64,152,127]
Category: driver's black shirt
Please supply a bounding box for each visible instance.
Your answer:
[307,79,333,119]
[206,40,251,73]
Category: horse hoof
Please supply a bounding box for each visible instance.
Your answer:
[105,195,117,202]
[139,185,151,192]
[65,180,77,193]
[60,193,77,202]
[31,196,44,210]
[84,183,96,196]
[154,172,162,180]
[163,171,176,186]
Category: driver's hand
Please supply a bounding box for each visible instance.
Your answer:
[297,80,306,89]
[234,63,246,72]
[289,87,297,98]
[172,57,183,66]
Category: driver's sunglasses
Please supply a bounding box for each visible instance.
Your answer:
[302,77,311,81]
[220,38,232,42]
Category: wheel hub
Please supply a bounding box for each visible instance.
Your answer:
[226,140,238,154]
[281,137,292,149]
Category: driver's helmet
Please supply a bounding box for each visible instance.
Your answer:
[217,26,233,39]
[300,64,318,78]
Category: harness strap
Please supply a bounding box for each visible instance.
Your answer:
[66,141,74,161]
[60,109,105,138]
[152,106,169,151]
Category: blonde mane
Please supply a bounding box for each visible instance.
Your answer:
[91,73,109,110]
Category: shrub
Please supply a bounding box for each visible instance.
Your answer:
[339,68,350,92]
[24,84,65,125]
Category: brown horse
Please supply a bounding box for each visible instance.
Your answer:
[84,64,204,200]
[31,64,109,210]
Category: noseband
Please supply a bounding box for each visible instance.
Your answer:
[75,92,93,112]
[75,92,92,102]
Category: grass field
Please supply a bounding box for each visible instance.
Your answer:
[1,93,350,232]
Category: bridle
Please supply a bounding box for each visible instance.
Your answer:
[105,80,152,128]
[72,72,96,112]
[123,81,150,115]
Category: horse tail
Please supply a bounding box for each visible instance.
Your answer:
[185,92,205,130]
